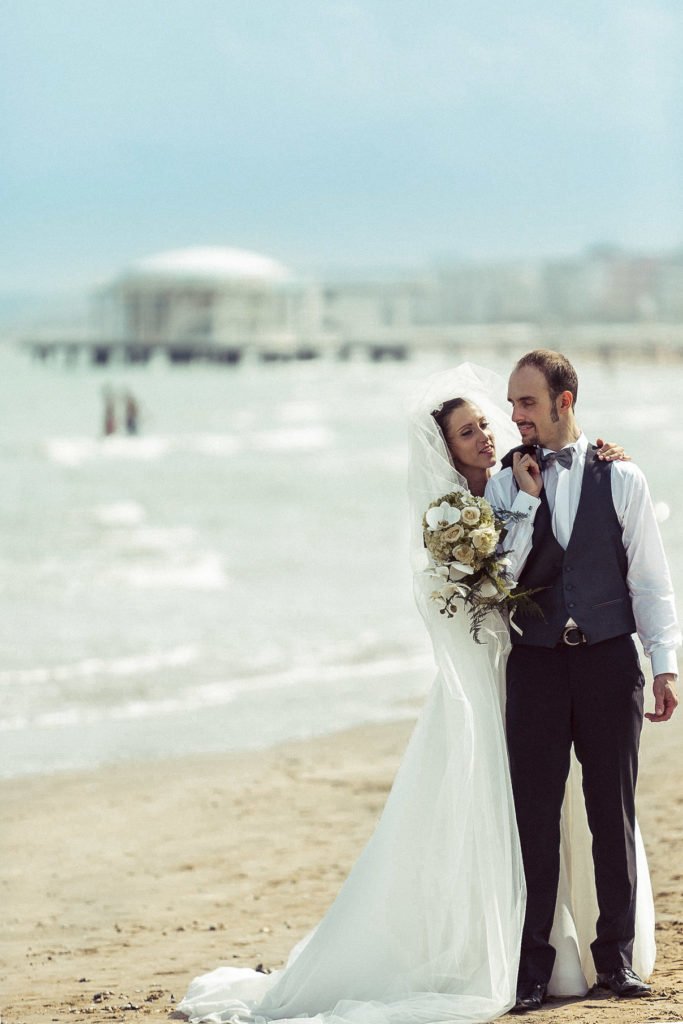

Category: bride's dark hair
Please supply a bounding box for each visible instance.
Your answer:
[431,397,467,434]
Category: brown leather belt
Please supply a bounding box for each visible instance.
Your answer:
[561,625,587,646]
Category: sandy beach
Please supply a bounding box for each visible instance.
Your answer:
[2,712,682,1024]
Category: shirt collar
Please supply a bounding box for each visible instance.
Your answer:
[540,432,587,456]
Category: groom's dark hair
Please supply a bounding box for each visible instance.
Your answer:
[514,349,578,408]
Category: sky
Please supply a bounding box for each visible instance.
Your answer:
[2,0,683,292]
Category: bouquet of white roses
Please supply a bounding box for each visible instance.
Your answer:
[422,489,538,642]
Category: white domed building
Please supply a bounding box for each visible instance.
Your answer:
[96,246,308,358]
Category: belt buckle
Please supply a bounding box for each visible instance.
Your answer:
[562,626,585,647]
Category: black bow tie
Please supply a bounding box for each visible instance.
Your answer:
[538,446,574,471]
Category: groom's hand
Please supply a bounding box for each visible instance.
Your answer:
[512,451,543,498]
[645,674,678,722]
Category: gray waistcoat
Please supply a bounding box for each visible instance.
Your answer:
[511,446,636,647]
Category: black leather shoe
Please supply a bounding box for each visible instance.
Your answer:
[510,980,548,1013]
[595,967,651,998]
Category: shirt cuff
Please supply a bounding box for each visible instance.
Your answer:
[510,491,540,522]
[651,648,679,678]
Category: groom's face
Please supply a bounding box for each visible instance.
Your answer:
[508,366,560,448]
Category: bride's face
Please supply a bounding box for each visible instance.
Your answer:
[442,402,496,474]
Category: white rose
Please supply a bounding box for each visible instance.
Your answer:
[453,543,474,565]
[471,527,497,553]
[461,506,481,526]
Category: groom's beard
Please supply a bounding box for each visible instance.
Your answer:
[516,423,540,446]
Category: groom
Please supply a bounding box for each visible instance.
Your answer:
[485,349,680,1013]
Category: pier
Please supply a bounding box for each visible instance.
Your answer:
[21,322,683,368]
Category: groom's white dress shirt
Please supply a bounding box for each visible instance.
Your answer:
[486,432,680,677]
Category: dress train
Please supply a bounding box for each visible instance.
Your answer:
[177,609,525,1023]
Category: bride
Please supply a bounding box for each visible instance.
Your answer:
[177,363,655,1024]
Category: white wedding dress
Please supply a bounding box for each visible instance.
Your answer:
[177,365,655,1024]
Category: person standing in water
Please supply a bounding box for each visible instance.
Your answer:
[102,387,117,436]
[124,391,140,435]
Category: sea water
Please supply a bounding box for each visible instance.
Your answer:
[0,346,680,777]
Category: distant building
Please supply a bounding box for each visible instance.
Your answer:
[315,277,434,345]
[24,241,675,365]
[95,246,300,353]
[655,259,683,321]
[434,262,542,323]
[94,246,435,358]
[542,249,666,324]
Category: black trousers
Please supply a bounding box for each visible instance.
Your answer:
[506,634,644,985]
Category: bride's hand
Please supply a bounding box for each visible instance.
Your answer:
[596,438,631,461]
[512,451,542,497]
